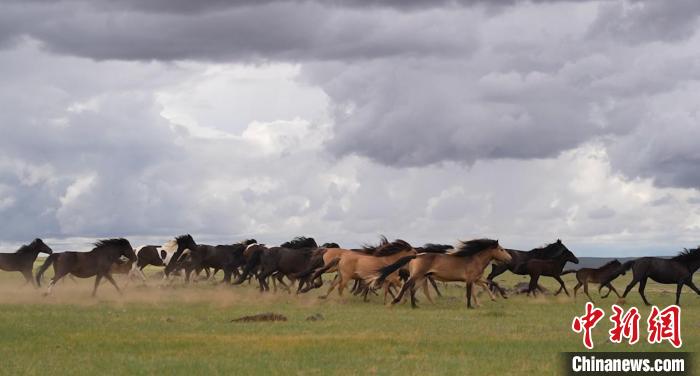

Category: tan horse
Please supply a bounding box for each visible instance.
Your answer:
[319,239,417,303]
[374,239,511,309]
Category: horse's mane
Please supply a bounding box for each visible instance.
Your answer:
[374,239,413,257]
[16,238,44,253]
[451,239,499,258]
[421,243,453,253]
[322,242,340,248]
[599,259,621,269]
[175,234,194,244]
[672,247,700,263]
[240,239,257,246]
[362,235,389,254]
[280,236,318,249]
[528,240,564,258]
[93,238,131,250]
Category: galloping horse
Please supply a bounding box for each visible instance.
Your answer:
[176,239,257,284]
[0,238,53,286]
[318,238,417,303]
[599,247,700,306]
[233,237,318,292]
[486,239,575,297]
[375,239,511,309]
[35,238,136,297]
[523,242,579,296]
[561,260,624,301]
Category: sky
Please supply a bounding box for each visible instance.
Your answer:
[0,0,699,256]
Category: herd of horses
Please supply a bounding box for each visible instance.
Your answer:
[0,236,699,308]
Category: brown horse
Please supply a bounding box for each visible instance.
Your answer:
[319,238,417,303]
[0,238,53,286]
[374,239,511,309]
[36,238,136,297]
[561,260,624,301]
[524,243,579,297]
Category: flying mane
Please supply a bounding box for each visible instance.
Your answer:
[672,247,700,263]
[421,243,454,253]
[93,238,131,250]
[280,236,318,249]
[451,239,499,258]
[362,235,390,254]
[373,239,413,257]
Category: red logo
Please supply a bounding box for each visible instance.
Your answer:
[647,305,682,348]
[608,304,640,345]
[572,302,605,349]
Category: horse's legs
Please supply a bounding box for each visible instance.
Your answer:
[103,273,122,295]
[91,275,103,297]
[476,280,496,301]
[422,279,434,304]
[554,276,570,297]
[573,282,582,298]
[337,276,349,297]
[527,275,540,297]
[638,278,650,306]
[605,284,621,298]
[675,283,684,306]
[392,277,415,305]
[21,270,36,288]
[428,277,442,297]
[319,275,340,299]
[685,280,700,295]
[583,282,593,302]
[465,283,474,309]
[276,275,291,294]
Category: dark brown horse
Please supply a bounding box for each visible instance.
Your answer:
[35,238,136,297]
[524,243,579,296]
[0,238,53,286]
[599,247,700,306]
[486,240,573,297]
[561,260,624,301]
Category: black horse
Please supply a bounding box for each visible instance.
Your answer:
[523,244,579,296]
[599,247,700,306]
[234,236,318,292]
[486,239,574,297]
[177,239,258,284]
[163,234,200,280]
[35,238,136,297]
[0,238,53,286]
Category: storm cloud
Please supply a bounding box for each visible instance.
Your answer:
[0,0,699,254]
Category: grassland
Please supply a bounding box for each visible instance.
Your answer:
[0,266,697,375]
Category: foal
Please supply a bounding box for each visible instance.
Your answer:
[562,260,624,301]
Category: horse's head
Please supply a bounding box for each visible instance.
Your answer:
[555,239,579,264]
[120,240,137,262]
[165,234,197,275]
[489,240,512,263]
[32,238,53,255]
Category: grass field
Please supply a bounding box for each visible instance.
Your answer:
[0,266,697,375]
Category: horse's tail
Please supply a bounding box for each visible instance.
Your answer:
[371,255,416,288]
[561,269,577,275]
[35,253,58,286]
[598,260,635,293]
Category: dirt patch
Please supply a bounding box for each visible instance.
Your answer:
[231,312,288,322]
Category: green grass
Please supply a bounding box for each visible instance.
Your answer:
[0,267,697,375]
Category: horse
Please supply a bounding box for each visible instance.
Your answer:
[486,239,575,297]
[374,239,511,309]
[561,260,624,301]
[0,238,53,286]
[176,239,257,284]
[163,234,213,282]
[598,247,700,306]
[318,238,417,303]
[35,238,136,297]
[126,245,170,281]
[233,237,318,292]
[523,242,579,296]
